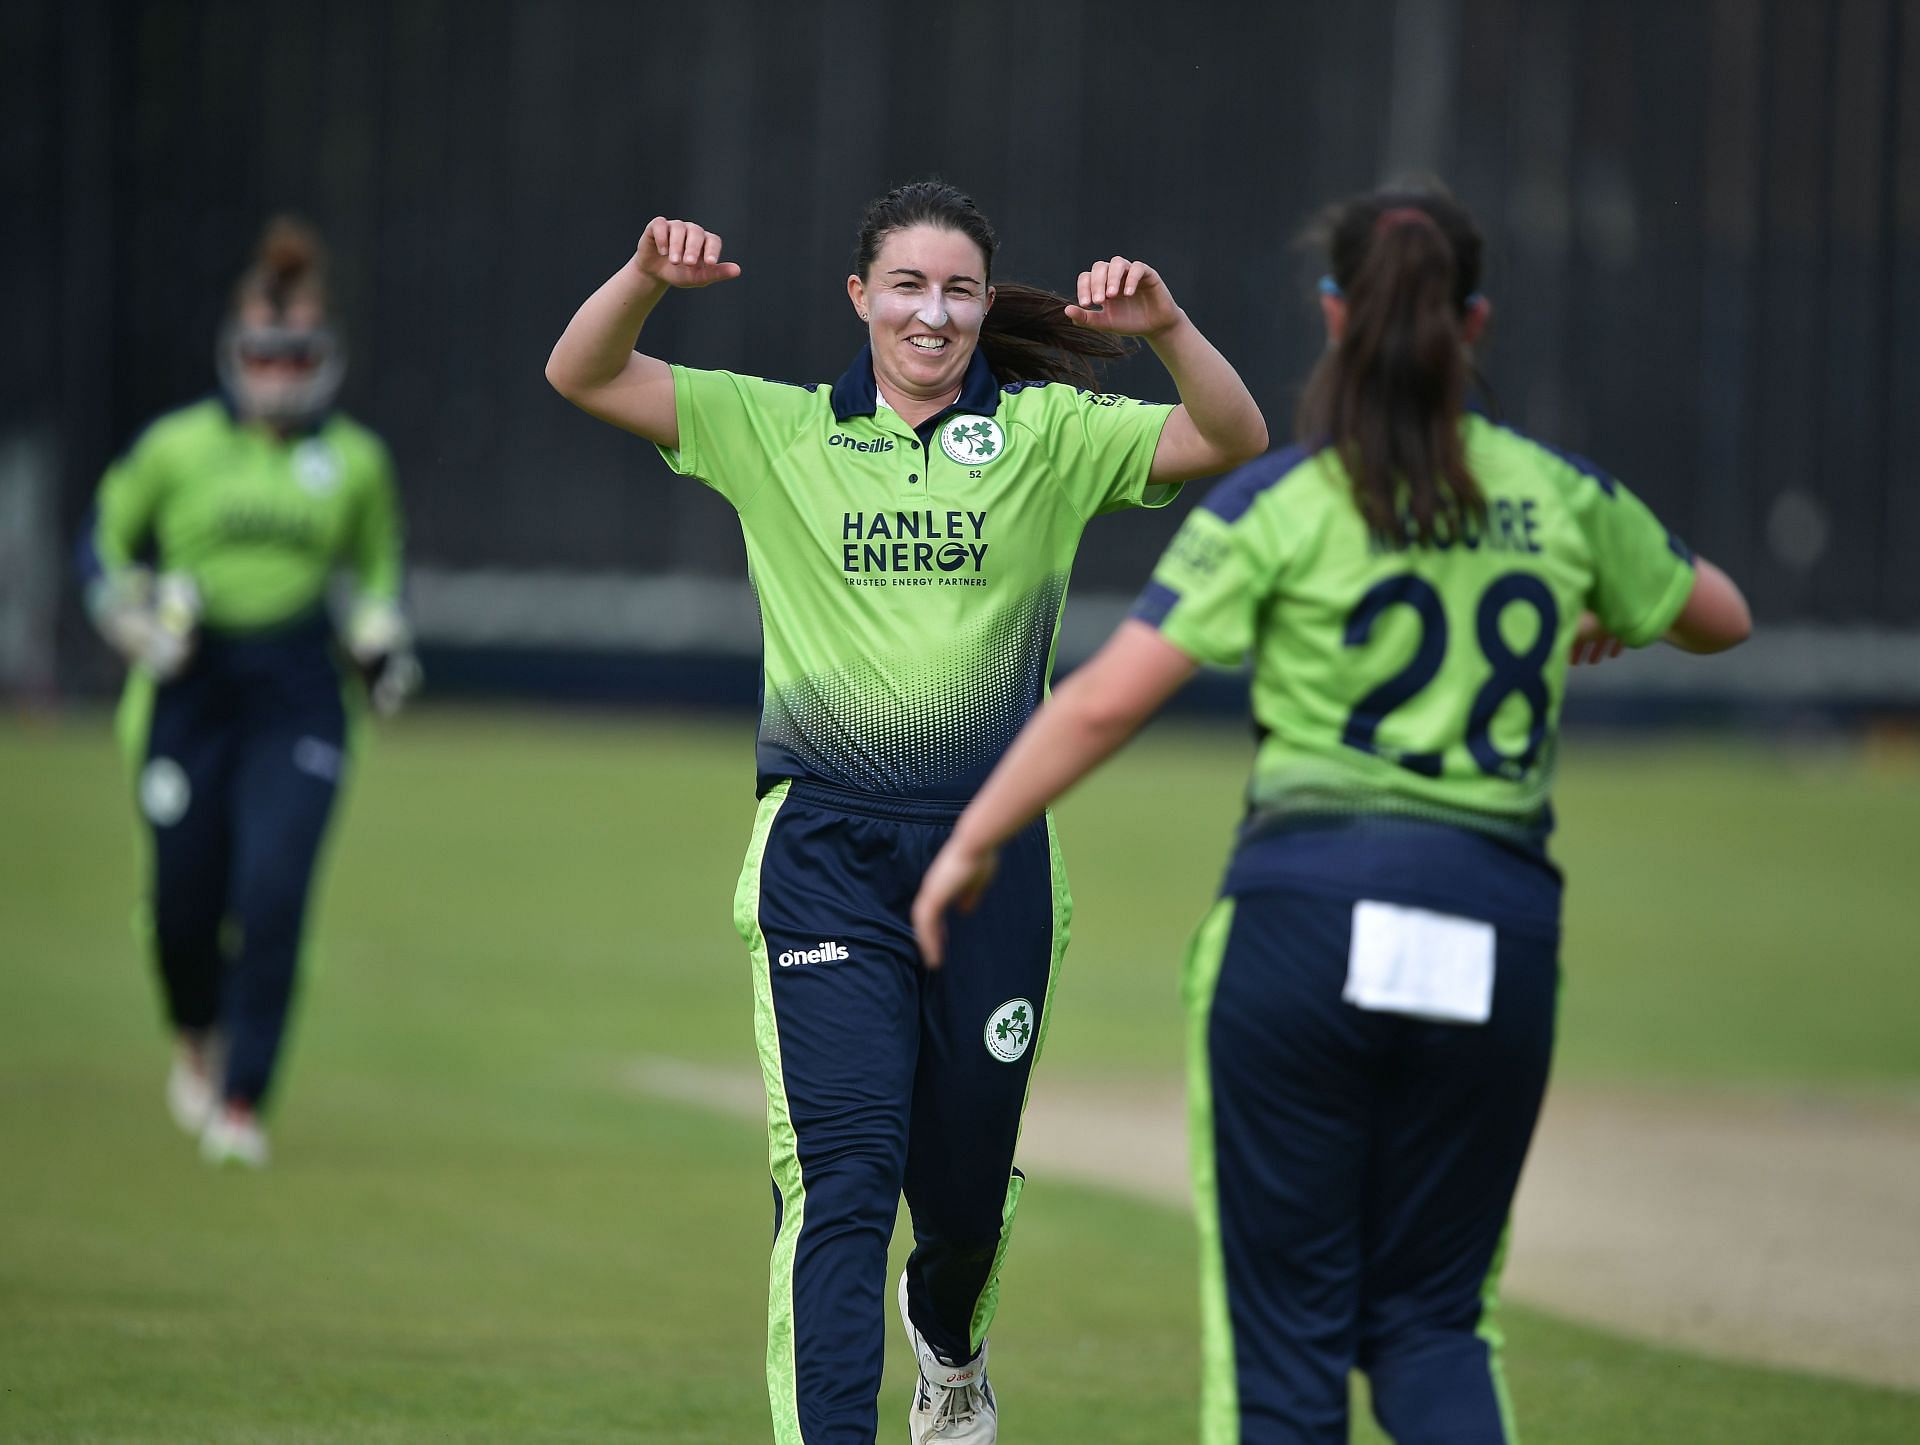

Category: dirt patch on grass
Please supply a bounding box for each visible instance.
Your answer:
[626,1058,1920,1391]
[1504,1086,1920,1391]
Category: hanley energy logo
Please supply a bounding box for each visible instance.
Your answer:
[984,997,1034,1063]
[842,509,990,588]
[939,415,1005,466]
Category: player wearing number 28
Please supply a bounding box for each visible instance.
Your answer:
[913,182,1751,1444]
[546,180,1265,1444]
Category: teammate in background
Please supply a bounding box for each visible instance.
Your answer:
[546,180,1265,1444]
[913,182,1750,1444]
[85,217,418,1169]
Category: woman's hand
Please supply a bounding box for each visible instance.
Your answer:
[547,222,733,443]
[1569,610,1626,666]
[634,217,743,290]
[89,569,198,681]
[911,840,1001,970]
[1066,256,1183,338]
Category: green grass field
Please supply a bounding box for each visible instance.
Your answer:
[2,709,1916,1442]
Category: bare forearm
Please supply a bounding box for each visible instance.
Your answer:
[1664,557,1752,654]
[951,679,1138,855]
[546,259,669,395]
[1148,313,1268,458]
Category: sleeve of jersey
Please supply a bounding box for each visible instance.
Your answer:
[1127,494,1277,669]
[1050,390,1180,517]
[91,429,166,575]
[350,436,405,604]
[1570,466,1697,647]
[653,364,805,511]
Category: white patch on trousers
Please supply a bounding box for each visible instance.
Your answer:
[1344,900,1496,1025]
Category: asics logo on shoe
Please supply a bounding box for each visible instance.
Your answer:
[777,941,851,968]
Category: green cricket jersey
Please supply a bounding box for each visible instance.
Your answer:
[1135,416,1695,846]
[92,397,402,631]
[658,345,1177,799]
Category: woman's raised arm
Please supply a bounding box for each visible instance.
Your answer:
[544,216,742,445]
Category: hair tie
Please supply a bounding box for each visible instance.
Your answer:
[1320,272,1483,313]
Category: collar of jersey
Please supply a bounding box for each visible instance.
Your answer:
[216,386,331,440]
[829,344,1001,428]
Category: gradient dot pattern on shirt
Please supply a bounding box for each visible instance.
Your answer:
[758,574,1069,797]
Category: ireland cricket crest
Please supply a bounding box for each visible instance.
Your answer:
[939,414,1006,466]
[984,997,1034,1063]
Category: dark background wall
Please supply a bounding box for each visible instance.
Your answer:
[7,0,1918,673]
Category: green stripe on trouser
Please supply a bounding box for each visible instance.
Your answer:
[1183,897,1239,1445]
[964,810,1072,1356]
[1474,961,1561,1444]
[116,671,160,958]
[1478,1221,1519,1442]
[737,783,805,1444]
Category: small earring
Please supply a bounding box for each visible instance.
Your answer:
[859,311,869,321]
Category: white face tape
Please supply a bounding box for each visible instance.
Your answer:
[870,286,974,335]
[915,294,950,330]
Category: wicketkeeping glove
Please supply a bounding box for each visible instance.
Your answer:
[87,569,200,682]
[346,601,423,718]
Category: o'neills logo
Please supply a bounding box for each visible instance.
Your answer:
[829,433,894,453]
[842,510,989,589]
[777,941,850,967]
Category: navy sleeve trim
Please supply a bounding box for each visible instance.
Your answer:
[1200,442,1319,524]
[1492,421,1620,497]
[1130,580,1182,627]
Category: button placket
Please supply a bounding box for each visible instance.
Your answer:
[904,432,931,496]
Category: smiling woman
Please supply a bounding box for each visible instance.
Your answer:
[545,178,1265,1445]
[843,185,1132,410]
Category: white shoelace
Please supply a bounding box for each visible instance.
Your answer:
[925,1376,988,1433]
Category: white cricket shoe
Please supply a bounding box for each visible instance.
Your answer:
[200,1109,270,1169]
[166,1051,215,1135]
[898,1270,997,1443]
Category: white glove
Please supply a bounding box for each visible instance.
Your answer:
[368,650,423,717]
[89,570,200,681]
[347,601,422,717]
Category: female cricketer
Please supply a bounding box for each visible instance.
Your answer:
[913,183,1752,1445]
[546,180,1266,1444]
[86,217,418,1169]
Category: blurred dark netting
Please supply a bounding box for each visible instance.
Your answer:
[7,0,1918,671]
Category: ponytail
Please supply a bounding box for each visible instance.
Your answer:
[977,281,1132,387]
[1297,186,1487,547]
[853,179,1131,389]
[232,214,330,317]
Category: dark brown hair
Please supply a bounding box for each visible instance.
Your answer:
[1297,182,1487,546]
[853,180,1131,388]
[231,214,330,318]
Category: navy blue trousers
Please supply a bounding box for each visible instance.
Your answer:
[739,781,1067,1445]
[133,617,347,1108]
[1189,881,1557,1445]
